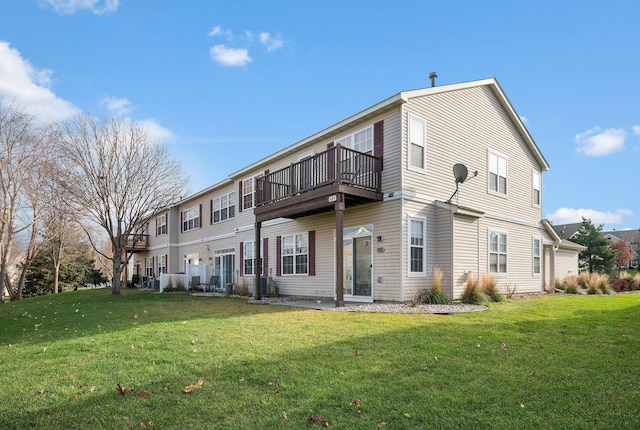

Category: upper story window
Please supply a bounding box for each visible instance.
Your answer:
[489,231,508,273]
[156,215,167,236]
[408,113,426,171]
[182,206,200,232]
[242,178,254,210]
[336,126,373,154]
[488,152,507,195]
[282,233,308,275]
[532,171,541,206]
[533,238,541,275]
[408,216,426,275]
[145,257,154,277]
[213,192,235,223]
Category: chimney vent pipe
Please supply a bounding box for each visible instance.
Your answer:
[429,72,438,87]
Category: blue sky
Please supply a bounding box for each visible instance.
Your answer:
[1,0,638,232]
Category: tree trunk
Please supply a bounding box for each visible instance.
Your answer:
[111,248,123,295]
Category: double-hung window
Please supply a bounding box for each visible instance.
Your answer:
[282,233,308,275]
[532,171,541,206]
[182,206,200,232]
[488,152,507,195]
[408,216,426,275]
[156,215,166,236]
[489,231,508,273]
[157,255,167,274]
[408,114,426,171]
[243,178,254,210]
[243,241,263,276]
[145,257,154,277]
[533,238,541,275]
[213,192,235,223]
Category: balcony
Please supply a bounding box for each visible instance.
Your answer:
[123,234,149,252]
[254,144,383,222]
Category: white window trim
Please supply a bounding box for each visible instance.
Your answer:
[487,150,508,197]
[281,232,309,276]
[407,113,426,173]
[213,192,236,223]
[488,229,508,274]
[182,205,200,232]
[407,215,427,277]
[532,237,541,276]
[243,240,264,276]
[157,255,167,274]
[335,125,373,154]
[156,215,167,236]
[145,257,154,277]
[242,176,261,211]
[532,170,541,207]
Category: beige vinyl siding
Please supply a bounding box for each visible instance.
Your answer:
[452,214,481,299]
[401,200,435,301]
[402,86,543,223]
[433,205,454,298]
[554,249,580,281]
[378,110,403,194]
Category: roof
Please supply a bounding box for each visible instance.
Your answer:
[552,222,582,240]
[543,220,586,251]
[602,229,639,245]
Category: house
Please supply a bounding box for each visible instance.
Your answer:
[602,229,639,268]
[128,77,582,302]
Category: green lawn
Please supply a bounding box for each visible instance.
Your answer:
[0,289,638,429]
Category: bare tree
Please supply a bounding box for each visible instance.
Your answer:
[55,115,187,294]
[0,102,45,301]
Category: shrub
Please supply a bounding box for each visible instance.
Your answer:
[577,272,591,290]
[610,272,636,292]
[634,274,640,290]
[411,288,451,306]
[461,273,487,305]
[560,275,580,294]
[481,272,503,302]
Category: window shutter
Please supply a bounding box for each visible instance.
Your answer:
[199,204,202,228]
[238,181,243,212]
[210,199,213,225]
[308,230,316,276]
[263,237,269,276]
[374,120,384,169]
[239,241,244,276]
[165,214,168,233]
[180,211,183,233]
[155,217,158,237]
[276,236,282,276]
[152,256,156,277]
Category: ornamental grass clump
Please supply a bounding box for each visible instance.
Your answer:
[481,272,503,302]
[562,275,580,294]
[577,271,591,290]
[461,272,487,305]
[411,267,451,305]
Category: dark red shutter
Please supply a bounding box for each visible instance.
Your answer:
[165,254,168,273]
[165,214,168,234]
[198,204,202,228]
[152,256,156,276]
[276,236,282,276]
[239,242,244,276]
[263,238,268,276]
[308,230,316,276]
[238,181,243,212]
[210,199,213,225]
[180,211,183,233]
[155,217,158,237]
[374,120,384,169]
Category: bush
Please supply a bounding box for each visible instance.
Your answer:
[610,277,635,292]
[461,273,487,305]
[481,272,503,302]
[411,288,451,306]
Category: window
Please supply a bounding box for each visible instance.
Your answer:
[533,238,541,275]
[408,114,426,170]
[408,216,426,275]
[532,171,541,206]
[157,255,167,274]
[243,241,264,276]
[156,215,166,236]
[489,231,508,273]
[213,192,235,223]
[282,233,308,275]
[145,257,154,277]
[489,152,507,194]
[182,206,200,232]
[335,126,373,154]
[242,178,254,210]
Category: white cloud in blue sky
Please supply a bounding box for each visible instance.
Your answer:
[633,125,640,136]
[209,45,252,67]
[101,95,132,117]
[259,32,284,52]
[547,207,634,226]
[208,25,284,67]
[575,127,626,157]
[41,0,119,15]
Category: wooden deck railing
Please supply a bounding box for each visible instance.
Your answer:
[256,144,382,206]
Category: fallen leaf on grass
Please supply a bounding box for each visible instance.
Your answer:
[308,416,329,427]
[530,370,537,377]
[62,374,74,381]
[403,412,411,418]
[420,364,429,371]
[183,379,204,393]
[350,399,363,406]
[89,386,96,393]
[117,383,135,396]
[377,422,387,428]
[138,390,150,398]
[72,394,78,400]
[282,411,288,421]
[38,388,45,394]
[500,342,508,351]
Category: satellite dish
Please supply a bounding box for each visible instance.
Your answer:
[453,163,468,183]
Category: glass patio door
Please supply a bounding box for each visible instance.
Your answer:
[342,230,372,298]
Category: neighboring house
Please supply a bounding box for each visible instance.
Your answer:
[128,77,581,302]
[602,229,639,268]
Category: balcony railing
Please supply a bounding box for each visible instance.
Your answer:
[256,144,382,207]
[123,234,149,252]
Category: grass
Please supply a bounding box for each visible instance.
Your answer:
[0,289,639,429]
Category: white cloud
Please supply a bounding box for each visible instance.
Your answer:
[41,0,119,15]
[136,118,175,144]
[633,125,640,136]
[209,45,252,67]
[546,207,633,226]
[519,115,528,124]
[101,95,132,117]
[207,25,233,40]
[259,32,284,52]
[0,40,80,122]
[575,126,626,157]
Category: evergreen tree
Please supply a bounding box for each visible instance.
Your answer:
[571,218,616,273]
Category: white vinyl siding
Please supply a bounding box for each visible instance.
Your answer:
[489,230,507,273]
[408,216,426,276]
[408,113,426,171]
[488,151,507,195]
